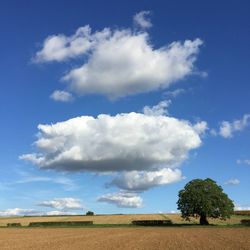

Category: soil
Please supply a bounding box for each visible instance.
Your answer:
[0,227,249,250]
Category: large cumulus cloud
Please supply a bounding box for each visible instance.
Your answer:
[20,112,202,173]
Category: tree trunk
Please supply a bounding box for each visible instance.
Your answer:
[200,214,209,225]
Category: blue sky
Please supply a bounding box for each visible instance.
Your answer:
[0,0,250,215]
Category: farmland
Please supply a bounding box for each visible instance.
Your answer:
[1,214,250,249]
[0,213,249,227]
[0,227,249,250]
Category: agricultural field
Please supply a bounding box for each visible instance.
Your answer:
[0,214,250,249]
[0,213,249,227]
[0,227,249,250]
[0,214,164,226]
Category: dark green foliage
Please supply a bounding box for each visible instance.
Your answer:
[177,178,234,225]
[86,211,94,216]
[131,220,172,226]
[241,219,250,226]
[28,221,93,227]
[7,223,22,227]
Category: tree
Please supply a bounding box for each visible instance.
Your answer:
[86,211,94,216]
[177,178,234,225]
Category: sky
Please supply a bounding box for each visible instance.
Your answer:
[0,0,250,216]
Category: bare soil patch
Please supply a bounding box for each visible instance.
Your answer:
[0,227,249,250]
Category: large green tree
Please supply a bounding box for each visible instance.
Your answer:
[177,178,234,225]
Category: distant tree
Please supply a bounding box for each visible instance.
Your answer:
[177,178,234,225]
[86,211,94,216]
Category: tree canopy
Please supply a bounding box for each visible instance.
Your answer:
[86,211,94,216]
[177,178,234,225]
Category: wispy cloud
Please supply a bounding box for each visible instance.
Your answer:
[219,114,250,138]
[225,178,240,185]
[164,88,186,98]
[0,208,77,217]
[11,171,79,191]
[0,208,41,217]
[237,159,250,165]
[38,197,83,210]
[234,204,250,211]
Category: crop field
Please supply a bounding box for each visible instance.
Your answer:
[0,214,164,226]
[0,213,249,226]
[1,214,250,249]
[0,227,249,250]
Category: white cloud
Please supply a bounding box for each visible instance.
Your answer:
[210,129,217,136]
[63,33,203,99]
[236,159,250,165]
[97,192,143,208]
[0,208,41,217]
[143,100,171,116]
[45,210,76,216]
[219,114,250,138]
[164,88,186,98]
[193,121,208,135]
[133,11,152,29]
[38,198,83,210]
[0,208,77,217]
[219,121,233,138]
[20,112,203,172]
[34,17,203,99]
[50,90,74,102]
[33,25,110,62]
[225,178,240,185]
[109,168,183,191]
[234,205,250,211]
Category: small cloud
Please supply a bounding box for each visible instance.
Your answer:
[133,11,152,29]
[45,210,76,216]
[38,198,83,210]
[0,208,77,217]
[219,114,250,138]
[97,192,143,208]
[109,168,183,192]
[234,204,250,211]
[50,90,74,102]
[170,210,177,214]
[193,121,208,136]
[164,88,186,98]
[237,159,250,165]
[0,208,41,217]
[143,100,171,116]
[225,178,240,185]
[210,129,217,136]
[219,121,233,138]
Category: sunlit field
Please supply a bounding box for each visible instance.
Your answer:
[0,227,249,250]
[0,213,249,226]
